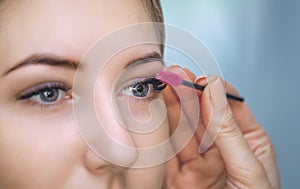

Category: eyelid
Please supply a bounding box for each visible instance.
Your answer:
[115,60,165,89]
[16,82,70,100]
[116,76,155,94]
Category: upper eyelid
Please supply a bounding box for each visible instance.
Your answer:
[128,77,157,87]
[16,82,70,99]
[135,78,166,91]
[117,76,155,91]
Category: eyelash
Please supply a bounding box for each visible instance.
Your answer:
[120,78,167,102]
[16,77,166,108]
[17,82,72,108]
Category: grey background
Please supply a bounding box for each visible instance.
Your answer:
[161,0,300,188]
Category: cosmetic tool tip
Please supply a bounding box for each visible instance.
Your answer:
[156,71,183,87]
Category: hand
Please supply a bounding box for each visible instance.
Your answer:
[163,67,226,189]
[198,75,280,188]
[163,67,280,189]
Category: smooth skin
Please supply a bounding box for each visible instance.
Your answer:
[0,0,280,188]
[0,1,168,188]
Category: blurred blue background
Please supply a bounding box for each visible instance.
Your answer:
[161,0,300,188]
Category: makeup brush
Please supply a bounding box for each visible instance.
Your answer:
[156,71,244,102]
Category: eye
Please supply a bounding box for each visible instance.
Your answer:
[121,78,166,99]
[30,88,67,104]
[17,82,72,107]
[131,82,150,98]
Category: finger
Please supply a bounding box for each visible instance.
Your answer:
[198,76,261,133]
[198,77,273,151]
[166,148,226,189]
[195,76,220,153]
[200,78,271,184]
[224,82,260,133]
[163,66,202,164]
[198,77,279,188]
[163,83,200,164]
[200,78,256,162]
[223,82,280,189]
[171,67,207,144]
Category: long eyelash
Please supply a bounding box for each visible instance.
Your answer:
[17,82,70,100]
[130,77,166,93]
[141,78,167,92]
[121,77,166,104]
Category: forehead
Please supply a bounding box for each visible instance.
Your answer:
[0,0,151,69]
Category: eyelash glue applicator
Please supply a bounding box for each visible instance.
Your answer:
[156,71,244,102]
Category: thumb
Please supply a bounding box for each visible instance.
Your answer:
[200,78,270,184]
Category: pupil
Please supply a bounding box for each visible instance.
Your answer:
[41,88,59,102]
[136,84,144,93]
[132,83,149,97]
[44,90,55,98]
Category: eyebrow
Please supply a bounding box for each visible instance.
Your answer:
[2,52,163,77]
[2,54,79,76]
[125,52,163,69]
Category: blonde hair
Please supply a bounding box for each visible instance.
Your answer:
[141,0,165,54]
[142,0,164,23]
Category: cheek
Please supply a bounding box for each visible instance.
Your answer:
[117,95,170,148]
[125,118,168,189]
[0,108,85,188]
[131,119,169,148]
[137,96,170,143]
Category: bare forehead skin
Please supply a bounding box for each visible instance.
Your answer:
[0,0,151,72]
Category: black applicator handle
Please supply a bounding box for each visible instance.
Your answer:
[182,80,244,102]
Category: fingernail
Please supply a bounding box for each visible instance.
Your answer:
[195,76,207,85]
[210,79,227,110]
[199,144,208,154]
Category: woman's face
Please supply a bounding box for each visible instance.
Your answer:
[0,0,169,188]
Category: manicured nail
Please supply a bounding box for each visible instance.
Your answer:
[195,76,207,85]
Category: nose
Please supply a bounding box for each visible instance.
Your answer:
[78,82,138,173]
[83,148,126,175]
[82,123,138,174]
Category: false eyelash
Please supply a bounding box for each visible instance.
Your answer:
[17,82,70,100]
[139,78,167,92]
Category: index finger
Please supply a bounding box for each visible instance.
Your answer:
[163,66,204,164]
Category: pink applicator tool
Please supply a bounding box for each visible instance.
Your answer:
[156,71,244,102]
